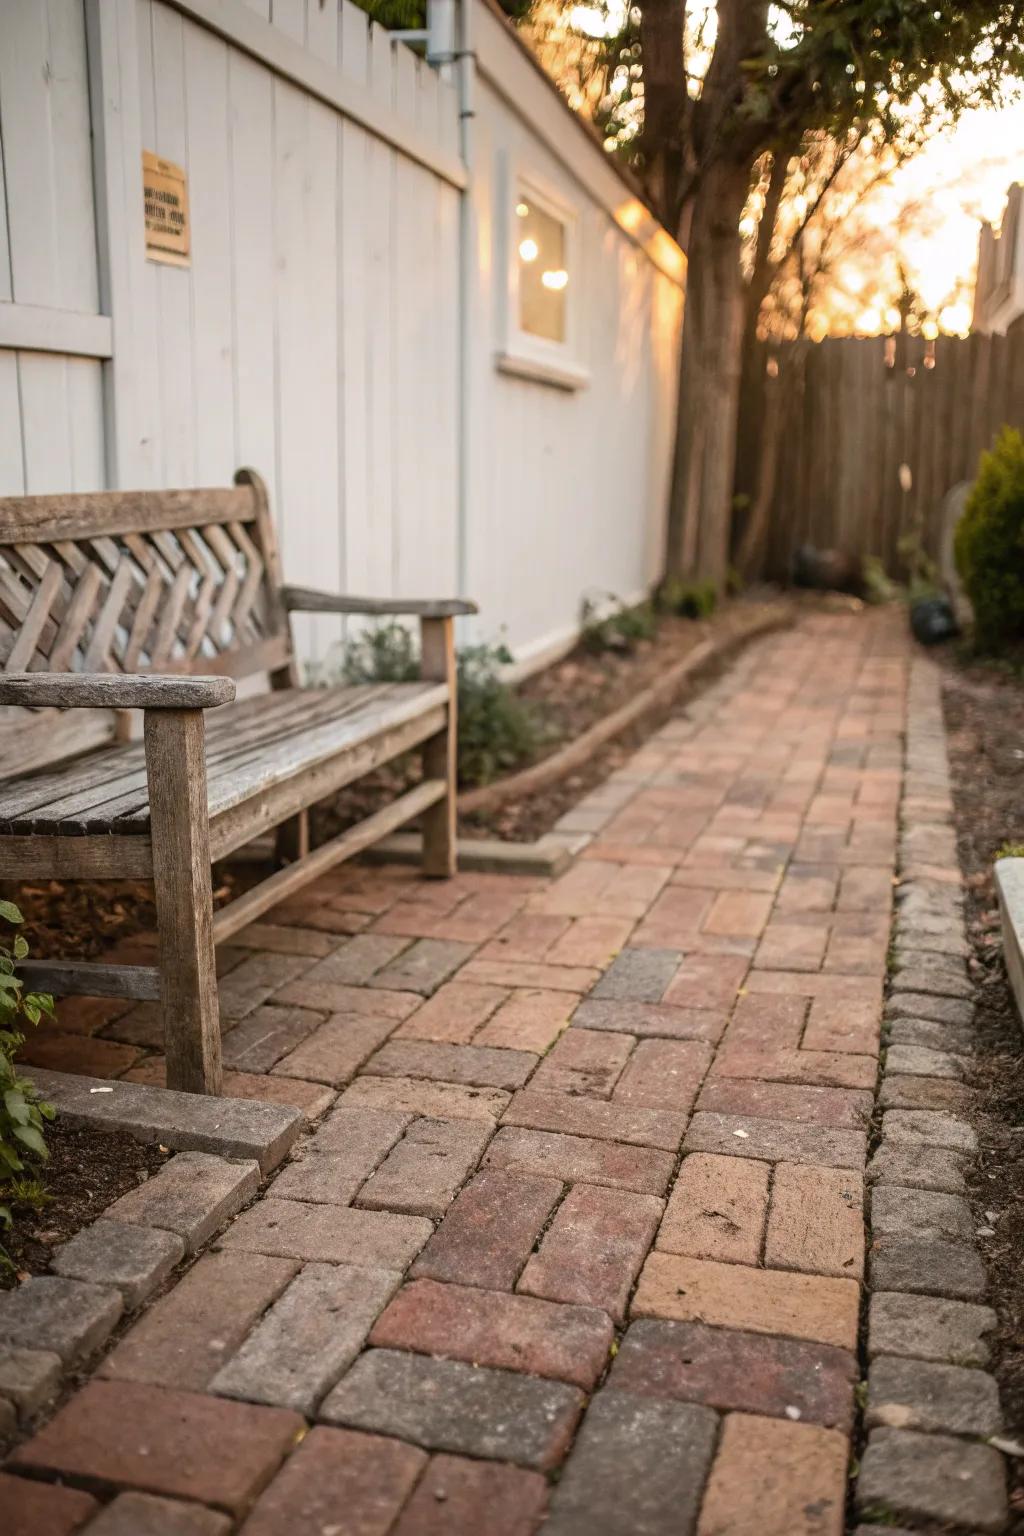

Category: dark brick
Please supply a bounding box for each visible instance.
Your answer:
[411,1168,562,1289]
[0,1471,98,1536]
[220,1005,322,1072]
[867,1356,1001,1436]
[502,1091,685,1151]
[869,1235,987,1299]
[590,948,683,1003]
[392,1455,548,1536]
[542,1390,717,1536]
[868,1291,996,1367]
[218,1197,431,1269]
[369,1278,614,1388]
[518,1184,662,1323]
[856,1427,1006,1533]
[210,1262,400,1413]
[11,1380,304,1516]
[240,1425,425,1535]
[357,1117,491,1217]
[100,1250,298,1390]
[84,1493,231,1535]
[320,1349,583,1469]
[484,1126,674,1195]
[363,1038,536,1089]
[609,1318,856,1429]
[572,999,726,1042]
[370,939,476,995]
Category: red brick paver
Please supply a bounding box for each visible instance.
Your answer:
[2,611,912,1532]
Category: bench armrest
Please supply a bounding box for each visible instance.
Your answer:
[0,673,236,710]
[281,586,477,619]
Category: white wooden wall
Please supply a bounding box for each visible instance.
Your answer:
[0,1,107,498]
[0,0,684,670]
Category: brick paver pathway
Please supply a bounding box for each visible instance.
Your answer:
[6,610,921,1534]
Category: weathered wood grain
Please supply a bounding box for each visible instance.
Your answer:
[419,614,457,878]
[281,585,477,618]
[0,672,235,710]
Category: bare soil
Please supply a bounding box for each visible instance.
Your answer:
[2,1120,171,1288]
[942,651,1024,1523]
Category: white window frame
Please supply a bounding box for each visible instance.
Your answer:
[495,163,589,392]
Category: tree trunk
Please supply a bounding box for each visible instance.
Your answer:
[664,156,751,587]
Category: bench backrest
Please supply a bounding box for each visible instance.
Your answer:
[0,469,296,687]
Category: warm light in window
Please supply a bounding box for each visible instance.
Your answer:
[541,269,568,290]
[516,202,530,217]
[519,238,539,263]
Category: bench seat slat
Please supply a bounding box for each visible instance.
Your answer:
[0,681,447,834]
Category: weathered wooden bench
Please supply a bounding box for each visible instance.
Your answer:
[0,469,473,1094]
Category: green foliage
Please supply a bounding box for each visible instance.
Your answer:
[862,556,900,605]
[580,594,658,655]
[954,427,1024,652]
[995,843,1024,861]
[455,642,546,788]
[897,523,942,603]
[330,624,544,789]
[0,902,56,1251]
[657,577,718,621]
[339,622,420,685]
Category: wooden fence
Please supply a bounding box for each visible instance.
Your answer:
[743,329,1024,580]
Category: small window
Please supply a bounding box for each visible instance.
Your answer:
[498,175,587,391]
[516,198,569,344]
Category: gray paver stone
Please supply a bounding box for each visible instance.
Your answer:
[104,1151,260,1253]
[22,1067,302,1173]
[870,1185,973,1242]
[369,939,476,995]
[591,949,683,1004]
[888,967,972,1000]
[542,1389,718,1536]
[866,1142,967,1195]
[856,1427,1006,1533]
[52,1219,184,1307]
[868,1292,996,1366]
[883,1043,964,1079]
[83,1491,232,1535]
[867,1355,1002,1436]
[880,1109,977,1153]
[885,993,974,1028]
[0,1275,122,1363]
[870,1235,987,1299]
[885,1018,975,1055]
[210,1262,400,1413]
[319,1347,585,1469]
[356,1116,491,1217]
[0,1346,61,1418]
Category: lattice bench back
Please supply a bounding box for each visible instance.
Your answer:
[0,469,295,686]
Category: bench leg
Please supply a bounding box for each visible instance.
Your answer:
[420,616,457,878]
[144,709,223,1094]
[275,809,310,867]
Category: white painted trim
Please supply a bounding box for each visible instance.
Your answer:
[0,304,113,359]
[162,0,468,190]
[495,351,589,391]
[474,1,685,290]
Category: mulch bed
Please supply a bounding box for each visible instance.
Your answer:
[942,650,1024,1516]
[2,1121,171,1289]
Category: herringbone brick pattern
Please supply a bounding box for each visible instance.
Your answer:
[6,610,916,1534]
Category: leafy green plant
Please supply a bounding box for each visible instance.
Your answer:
[455,642,546,788]
[995,843,1024,861]
[955,426,1024,652]
[580,593,658,654]
[325,624,545,789]
[897,527,941,603]
[657,577,718,620]
[340,622,420,685]
[0,901,56,1251]
[862,556,900,605]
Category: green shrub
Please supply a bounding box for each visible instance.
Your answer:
[455,643,545,788]
[328,623,544,789]
[340,622,420,684]
[580,594,658,654]
[0,902,56,1251]
[657,577,718,619]
[954,426,1024,651]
